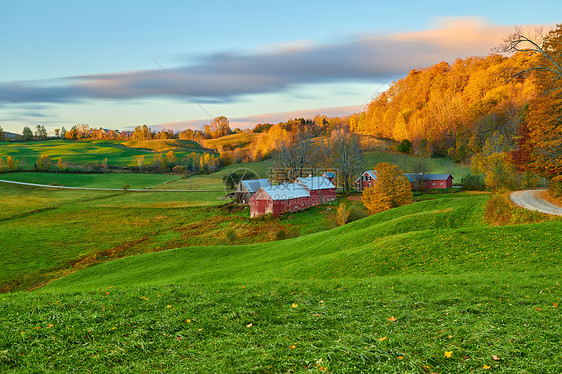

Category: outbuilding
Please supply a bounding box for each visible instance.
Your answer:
[404,173,453,190]
[321,172,336,186]
[295,176,336,205]
[235,179,272,204]
[250,183,311,218]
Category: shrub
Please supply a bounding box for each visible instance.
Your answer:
[362,163,412,214]
[122,184,130,193]
[397,139,412,154]
[460,173,486,191]
[226,229,237,243]
[275,229,287,240]
[549,175,562,197]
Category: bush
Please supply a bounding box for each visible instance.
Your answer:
[397,139,412,154]
[226,229,237,243]
[549,175,562,197]
[275,229,287,240]
[460,173,486,191]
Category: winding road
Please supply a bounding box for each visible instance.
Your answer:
[0,179,223,192]
[510,190,562,216]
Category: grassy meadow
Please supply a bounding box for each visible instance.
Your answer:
[0,139,209,169]
[0,190,560,372]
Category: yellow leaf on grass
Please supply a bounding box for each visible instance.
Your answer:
[289,345,296,349]
[483,364,491,369]
[444,351,453,358]
[387,316,397,322]
[379,336,387,342]
[292,303,298,308]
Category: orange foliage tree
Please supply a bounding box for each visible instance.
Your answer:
[362,163,412,214]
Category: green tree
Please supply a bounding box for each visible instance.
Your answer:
[0,125,5,142]
[35,125,47,140]
[22,126,33,141]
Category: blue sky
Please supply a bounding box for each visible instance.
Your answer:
[0,0,560,133]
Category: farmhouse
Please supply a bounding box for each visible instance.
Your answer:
[354,170,377,191]
[404,173,453,190]
[295,176,336,204]
[250,183,311,218]
[235,179,272,204]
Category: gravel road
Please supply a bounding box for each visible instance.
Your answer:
[0,179,223,192]
[510,190,562,216]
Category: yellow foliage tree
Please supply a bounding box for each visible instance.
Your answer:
[362,163,412,214]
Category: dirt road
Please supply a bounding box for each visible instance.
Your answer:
[0,179,223,192]
[510,190,562,216]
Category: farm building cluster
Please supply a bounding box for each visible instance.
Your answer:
[235,174,336,218]
[238,171,453,218]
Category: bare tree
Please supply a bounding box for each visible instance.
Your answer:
[411,158,431,191]
[271,131,321,183]
[497,26,562,89]
[325,128,363,194]
[135,155,145,172]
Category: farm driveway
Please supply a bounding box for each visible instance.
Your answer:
[510,190,562,216]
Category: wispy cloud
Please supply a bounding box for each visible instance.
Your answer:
[0,19,538,106]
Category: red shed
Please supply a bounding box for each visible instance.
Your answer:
[250,183,311,218]
[404,173,453,190]
[295,176,336,205]
[321,172,336,186]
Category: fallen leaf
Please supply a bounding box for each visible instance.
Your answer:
[292,303,298,308]
[387,316,397,322]
[492,355,500,361]
[289,345,296,349]
[397,356,404,360]
[379,336,387,342]
[444,351,453,358]
[185,319,191,323]
[246,323,253,328]
[553,302,558,308]
[483,364,491,369]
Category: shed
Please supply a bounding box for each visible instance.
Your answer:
[295,176,336,205]
[404,173,453,190]
[235,179,272,204]
[250,183,311,218]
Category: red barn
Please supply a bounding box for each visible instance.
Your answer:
[354,170,377,191]
[295,176,336,205]
[404,173,453,190]
[250,183,311,218]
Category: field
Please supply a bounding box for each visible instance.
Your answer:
[0,139,209,169]
[0,190,560,372]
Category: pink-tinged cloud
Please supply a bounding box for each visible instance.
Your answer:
[153,105,361,131]
[0,19,551,105]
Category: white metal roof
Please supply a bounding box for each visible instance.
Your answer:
[241,179,272,193]
[296,176,335,190]
[260,183,310,200]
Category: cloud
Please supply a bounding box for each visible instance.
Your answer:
[0,19,537,105]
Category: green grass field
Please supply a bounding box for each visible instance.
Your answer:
[0,191,560,372]
[0,172,181,189]
[0,139,208,169]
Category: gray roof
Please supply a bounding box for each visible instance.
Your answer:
[404,173,452,182]
[259,183,310,200]
[296,176,335,190]
[240,179,272,193]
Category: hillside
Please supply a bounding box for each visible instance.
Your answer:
[1,193,560,372]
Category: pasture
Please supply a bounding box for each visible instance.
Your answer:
[0,191,560,372]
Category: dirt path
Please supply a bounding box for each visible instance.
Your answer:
[0,179,223,192]
[510,190,562,216]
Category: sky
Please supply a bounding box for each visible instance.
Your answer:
[0,1,560,134]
